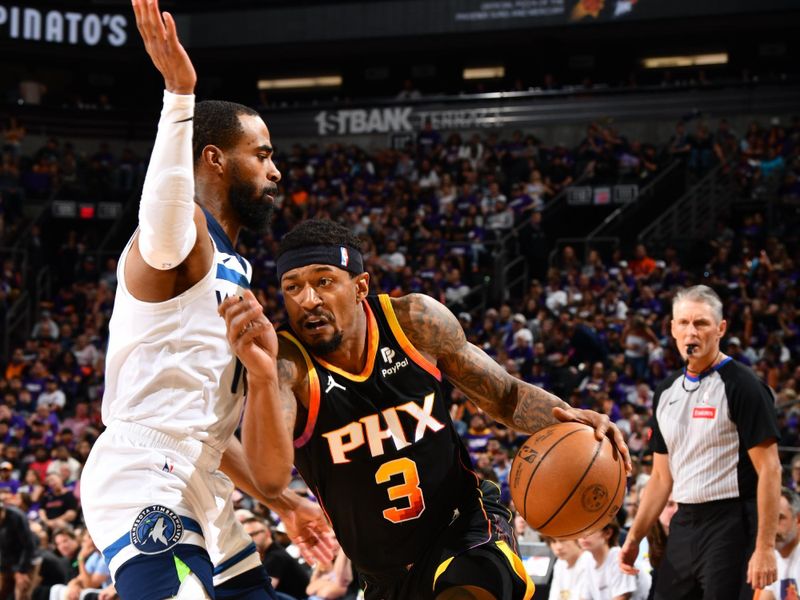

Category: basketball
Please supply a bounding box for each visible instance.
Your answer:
[509,421,626,540]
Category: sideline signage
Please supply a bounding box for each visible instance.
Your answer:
[0,4,129,46]
[314,106,503,136]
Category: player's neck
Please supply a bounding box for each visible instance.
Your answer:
[197,194,241,246]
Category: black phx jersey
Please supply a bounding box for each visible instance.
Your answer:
[280,295,482,573]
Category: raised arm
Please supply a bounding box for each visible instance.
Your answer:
[126,0,212,302]
[219,291,337,565]
[396,294,630,468]
[219,290,293,498]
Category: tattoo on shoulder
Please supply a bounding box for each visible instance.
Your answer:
[277,357,297,384]
[395,294,465,359]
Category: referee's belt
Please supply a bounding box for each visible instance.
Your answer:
[677,496,753,513]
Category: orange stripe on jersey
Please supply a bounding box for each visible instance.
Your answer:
[314,301,379,382]
[278,331,321,448]
[378,294,441,381]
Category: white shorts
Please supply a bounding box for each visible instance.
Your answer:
[81,420,261,587]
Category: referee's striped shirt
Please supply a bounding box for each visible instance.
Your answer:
[651,358,779,504]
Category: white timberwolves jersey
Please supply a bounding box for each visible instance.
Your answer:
[103,210,251,451]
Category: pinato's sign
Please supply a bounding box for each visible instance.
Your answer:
[0,4,129,46]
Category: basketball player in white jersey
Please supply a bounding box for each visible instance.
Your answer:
[80,1,334,598]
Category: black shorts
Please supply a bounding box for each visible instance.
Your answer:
[655,498,757,600]
[358,481,534,600]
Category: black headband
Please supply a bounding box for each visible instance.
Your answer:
[277,245,364,281]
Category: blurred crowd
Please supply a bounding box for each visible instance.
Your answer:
[0,109,797,599]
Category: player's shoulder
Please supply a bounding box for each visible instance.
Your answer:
[277,333,311,384]
[388,293,454,328]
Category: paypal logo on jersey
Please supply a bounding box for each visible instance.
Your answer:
[130,505,183,554]
[380,347,395,363]
[380,346,409,377]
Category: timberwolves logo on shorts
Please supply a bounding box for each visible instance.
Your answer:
[130,505,184,554]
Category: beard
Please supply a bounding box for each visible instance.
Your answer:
[311,331,344,356]
[776,527,797,552]
[228,163,275,234]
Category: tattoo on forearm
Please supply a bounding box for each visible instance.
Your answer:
[401,294,568,434]
[277,357,298,436]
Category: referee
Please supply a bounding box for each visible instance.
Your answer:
[619,285,781,599]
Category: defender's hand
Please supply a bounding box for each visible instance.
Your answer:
[219,290,278,384]
[553,406,632,473]
[279,497,339,567]
[132,0,196,94]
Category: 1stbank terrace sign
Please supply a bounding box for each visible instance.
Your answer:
[314,106,503,136]
[0,4,128,46]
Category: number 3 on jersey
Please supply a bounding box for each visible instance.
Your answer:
[375,457,425,523]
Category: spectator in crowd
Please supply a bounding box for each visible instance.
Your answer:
[38,473,78,531]
[788,454,800,494]
[305,547,354,600]
[621,315,659,380]
[243,517,309,600]
[0,461,20,495]
[667,121,692,163]
[51,528,80,586]
[581,520,651,600]
[0,499,39,600]
[31,312,59,342]
[17,469,45,515]
[545,537,592,600]
[48,530,111,600]
[644,494,678,599]
[28,521,70,600]
[36,380,66,412]
[760,487,800,600]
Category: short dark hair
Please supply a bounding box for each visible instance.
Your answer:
[242,516,269,528]
[277,219,362,259]
[52,526,76,540]
[193,100,260,164]
[603,520,621,547]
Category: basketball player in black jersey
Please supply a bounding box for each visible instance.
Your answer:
[219,220,630,600]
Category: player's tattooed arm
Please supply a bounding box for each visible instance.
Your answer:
[395,294,569,433]
[276,336,316,430]
[276,354,299,436]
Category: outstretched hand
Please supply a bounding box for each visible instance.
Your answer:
[131,0,196,94]
[552,406,632,473]
[279,496,340,568]
[219,290,279,384]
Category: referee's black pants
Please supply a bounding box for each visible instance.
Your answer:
[655,497,757,600]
